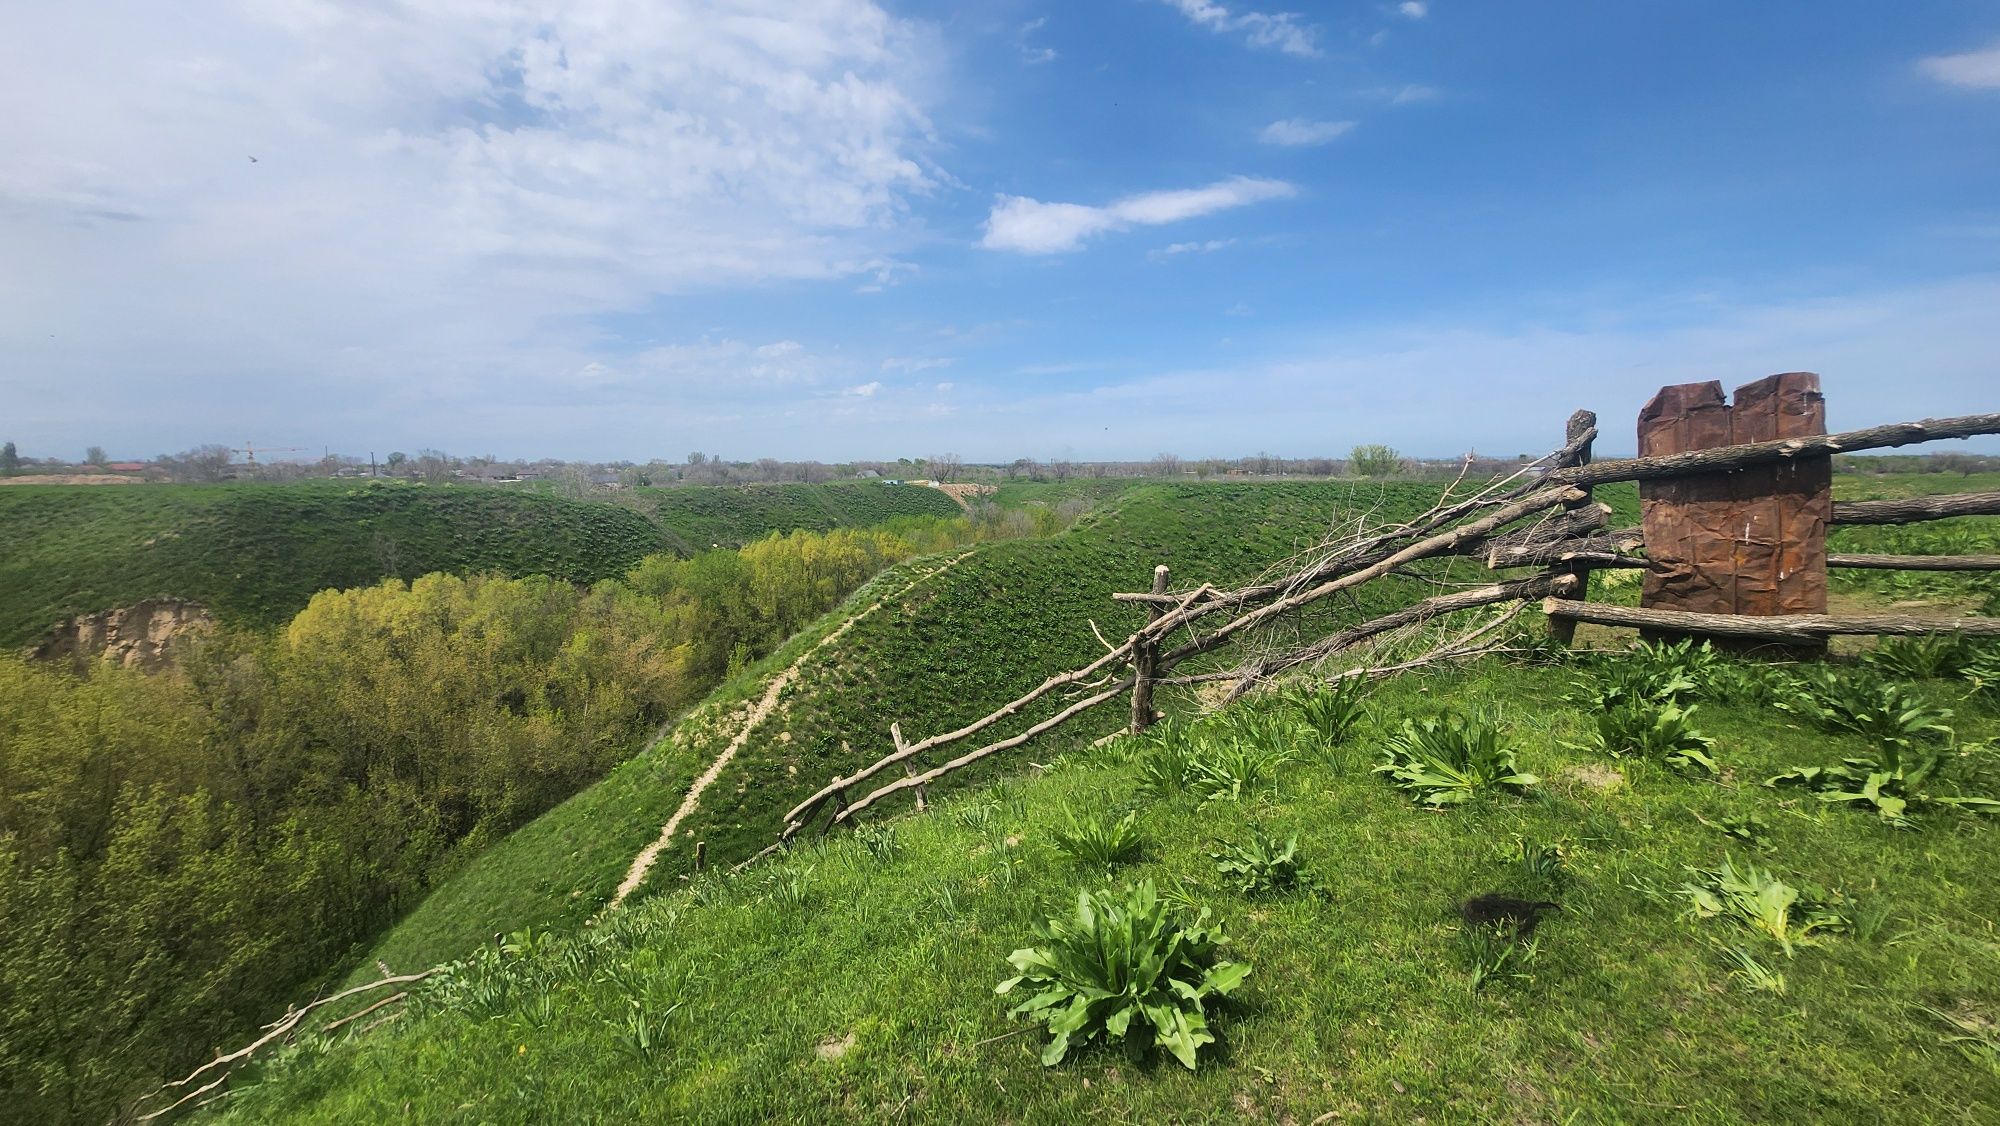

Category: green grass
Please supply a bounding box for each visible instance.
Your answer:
[638,482,963,550]
[345,480,1455,977]
[0,482,666,644]
[0,480,967,646]
[218,654,2000,1124]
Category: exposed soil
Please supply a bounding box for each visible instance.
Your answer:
[608,553,973,906]
[33,599,215,671]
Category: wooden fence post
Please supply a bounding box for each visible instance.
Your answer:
[1129,565,1170,734]
[1548,409,1596,645]
[1636,373,1831,654]
[893,723,927,811]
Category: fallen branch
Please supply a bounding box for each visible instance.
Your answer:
[130,969,436,1122]
[1540,598,2000,639]
[1217,571,1575,702]
[833,677,1133,824]
[1153,485,1588,667]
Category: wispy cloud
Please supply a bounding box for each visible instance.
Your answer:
[1018,16,1057,64]
[1161,0,1319,57]
[1919,43,2000,90]
[1151,238,1239,259]
[1259,118,1356,146]
[981,177,1296,254]
[1398,2,1429,19]
[845,381,884,398]
[881,356,953,373]
[1365,83,1441,105]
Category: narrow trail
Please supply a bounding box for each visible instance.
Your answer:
[607,552,972,907]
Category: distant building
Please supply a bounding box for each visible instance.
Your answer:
[105,461,147,473]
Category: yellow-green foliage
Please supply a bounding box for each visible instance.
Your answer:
[0,517,1028,1124]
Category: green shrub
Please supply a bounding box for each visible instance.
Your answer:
[1184,738,1292,805]
[1285,678,1368,748]
[1766,738,2000,826]
[1375,716,1539,807]
[1348,444,1404,478]
[1865,635,1974,680]
[1051,810,1146,868]
[1777,669,1955,755]
[996,881,1250,1069]
[1679,856,1848,957]
[1210,829,1306,895]
[1588,701,1719,776]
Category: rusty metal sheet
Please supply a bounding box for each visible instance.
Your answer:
[1638,372,1831,624]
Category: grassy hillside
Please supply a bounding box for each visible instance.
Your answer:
[0,483,665,645]
[220,650,2000,1123]
[351,480,1458,976]
[0,481,966,647]
[640,482,964,551]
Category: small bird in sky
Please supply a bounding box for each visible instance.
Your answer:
[248,156,258,163]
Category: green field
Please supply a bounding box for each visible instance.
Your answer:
[220,648,2000,1124]
[0,481,966,646]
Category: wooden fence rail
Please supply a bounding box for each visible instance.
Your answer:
[767,396,1999,849]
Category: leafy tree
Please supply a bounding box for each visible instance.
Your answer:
[84,446,107,466]
[1349,443,1404,478]
[1,441,18,474]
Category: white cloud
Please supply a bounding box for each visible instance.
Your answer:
[1258,118,1356,146]
[1161,0,1320,57]
[981,177,1295,254]
[1919,43,2000,89]
[1367,83,1441,105]
[845,381,884,397]
[1398,2,1429,19]
[881,356,953,372]
[0,0,942,449]
[1151,238,1238,259]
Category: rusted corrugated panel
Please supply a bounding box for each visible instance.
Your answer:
[1639,372,1830,620]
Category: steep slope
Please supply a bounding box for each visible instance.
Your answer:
[0,481,968,647]
[0,483,664,645]
[220,655,2000,1123]
[351,481,1451,976]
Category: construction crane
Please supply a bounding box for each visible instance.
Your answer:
[231,442,306,467]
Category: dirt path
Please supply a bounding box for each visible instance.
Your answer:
[607,553,970,907]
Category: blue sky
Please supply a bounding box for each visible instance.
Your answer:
[3,1,1996,463]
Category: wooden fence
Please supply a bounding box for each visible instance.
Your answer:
[762,385,1999,854]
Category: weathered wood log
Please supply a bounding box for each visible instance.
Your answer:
[1153,485,1588,667]
[1540,598,2000,639]
[1129,565,1171,734]
[833,677,1134,823]
[1827,553,2000,570]
[1486,539,1651,569]
[1106,428,1599,624]
[1215,571,1578,698]
[131,969,438,1121]
[1544,414,2000,489]
[1831,491,2000,525]
[780,637,1138,829]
